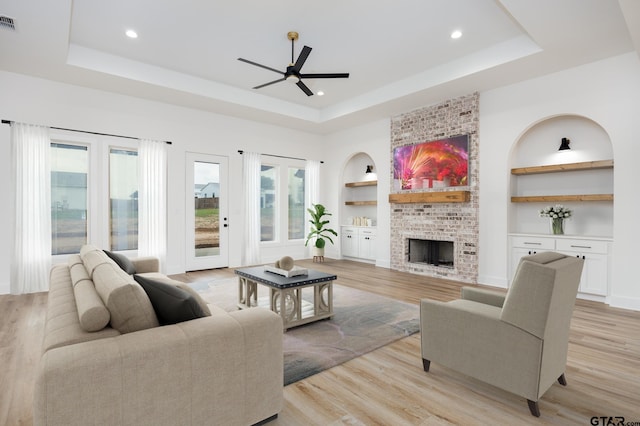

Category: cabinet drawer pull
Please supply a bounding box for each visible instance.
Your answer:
[524,242,542,245]
[571,245,592,249]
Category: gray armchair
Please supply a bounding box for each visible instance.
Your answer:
[420,252,584,416]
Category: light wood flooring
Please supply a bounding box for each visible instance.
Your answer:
[1,259,639,425]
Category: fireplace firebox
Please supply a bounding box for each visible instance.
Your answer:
[408,239,454,268]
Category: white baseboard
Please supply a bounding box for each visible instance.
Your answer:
[376,259,391,269]
[477,274,508,289]
[608,295,640,312]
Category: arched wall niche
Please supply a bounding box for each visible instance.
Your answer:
[339,152,377,227]
[507,114,614,237]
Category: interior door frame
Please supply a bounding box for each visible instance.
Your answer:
[185,152,229,270]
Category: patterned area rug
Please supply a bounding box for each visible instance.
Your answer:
[192,278,420,386]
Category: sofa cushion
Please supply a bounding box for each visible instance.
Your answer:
[134,275,208,325]
[68,255,110,332]
[91,261,159,333]
[43,264,121,352]
[81,245,112,277]
[103,250,137,275]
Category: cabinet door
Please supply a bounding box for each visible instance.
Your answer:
[341,228,358,258]
[562,252,608,296]
[359,229,376,260]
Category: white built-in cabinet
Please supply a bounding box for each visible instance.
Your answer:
[509,234,611,299]
[341,226,377,262]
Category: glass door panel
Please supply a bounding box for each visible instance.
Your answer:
[186,153,228,270]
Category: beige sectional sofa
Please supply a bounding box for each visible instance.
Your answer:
[34,245,283,426]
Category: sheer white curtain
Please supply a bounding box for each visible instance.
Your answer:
[11,123,52,294]
[243,152,261,266]
[305,159,320,236]
[138,139,167,271]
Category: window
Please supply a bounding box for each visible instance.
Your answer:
[288,167,305,240]
[260,162,307,244]
[109,148,138,251]
[51,143,88,255]
[49,133,140,257]
[260,165,277,242]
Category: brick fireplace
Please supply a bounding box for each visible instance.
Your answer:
[389,93,479,283]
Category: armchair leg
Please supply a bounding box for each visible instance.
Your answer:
[558,373,567,386]
[422,358,431,372]
[527,400,540,417]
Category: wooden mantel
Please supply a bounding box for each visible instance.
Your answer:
[388,191,470,204]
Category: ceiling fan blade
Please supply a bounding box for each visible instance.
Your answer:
[296,80,314,96]
[300,73,350,79]
[292,46,312,72]
[253,78,286,89]
[238,58,284,75]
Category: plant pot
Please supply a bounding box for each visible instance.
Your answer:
[311,246,325,258]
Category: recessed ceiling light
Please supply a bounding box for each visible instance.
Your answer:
[126,29,138,39]
[451,30,462,39]
[317,91,325,96]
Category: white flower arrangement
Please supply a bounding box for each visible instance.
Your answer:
[539,205,572,219]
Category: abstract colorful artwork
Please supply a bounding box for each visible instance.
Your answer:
[393,135,469,190]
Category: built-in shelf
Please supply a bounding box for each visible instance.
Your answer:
[345,200,377,206]
[345,180,377,205]
[511,194,614,203]
[345,180,377,187]
[511,159,614,203]
[389,190,470,204]
[511,160,613,175]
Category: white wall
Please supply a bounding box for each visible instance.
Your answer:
[0,70,324,294]
[479,52,640,310]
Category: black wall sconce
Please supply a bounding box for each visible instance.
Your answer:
[559,137,571,151]
[365,165,374,173]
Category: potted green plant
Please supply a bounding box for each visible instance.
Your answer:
[305,203,338,260]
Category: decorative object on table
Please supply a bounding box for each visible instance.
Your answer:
[268,256,307,277]
[264,264,308,277]
[278,255,294,271]
[539,205,572,235]
[305,203,337,262]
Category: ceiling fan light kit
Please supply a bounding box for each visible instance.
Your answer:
[238,31,349,96]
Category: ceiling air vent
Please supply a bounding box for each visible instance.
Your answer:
[0,15,16,31]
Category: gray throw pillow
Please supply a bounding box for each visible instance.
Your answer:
[104,250,137,275]
[134,275,207,325]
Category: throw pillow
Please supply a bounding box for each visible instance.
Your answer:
[175,283,212,316]
[134,275,207,325]
[104,250,137,275]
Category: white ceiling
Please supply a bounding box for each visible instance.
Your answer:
[0,0,638,133]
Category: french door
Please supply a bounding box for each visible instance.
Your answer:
[185,153,229,270]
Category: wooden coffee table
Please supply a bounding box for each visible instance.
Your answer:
[235,266,337,330]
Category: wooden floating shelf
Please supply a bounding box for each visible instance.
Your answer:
[345,180,377,187]
[511,160,613,175]
[389,191,470,204]
[345,201,377,206]
[511,194,613,203]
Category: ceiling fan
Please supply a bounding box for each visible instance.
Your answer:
[238,31,349,96]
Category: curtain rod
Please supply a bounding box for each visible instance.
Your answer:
[2,120,172,145]
[237,150,323,163]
